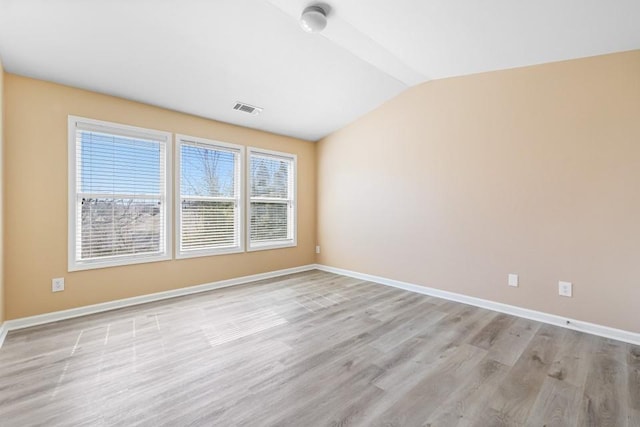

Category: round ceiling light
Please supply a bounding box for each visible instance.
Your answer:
[300,5,328,33]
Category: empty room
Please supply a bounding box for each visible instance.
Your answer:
[0,0,638,425]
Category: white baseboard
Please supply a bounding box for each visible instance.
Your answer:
[314,264,640,346]
[0,264,316,347]
[3,263,637,349]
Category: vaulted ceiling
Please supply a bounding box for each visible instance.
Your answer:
[1,0,639,141]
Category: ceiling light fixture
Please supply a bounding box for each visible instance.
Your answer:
[300,5,328,33]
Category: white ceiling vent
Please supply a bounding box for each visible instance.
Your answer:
[233,102,263,116]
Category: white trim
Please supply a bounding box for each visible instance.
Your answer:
[70,252,173,271]
[314,264,640,346]
[0,265,316,347]
[177,247,245,260]
[175,134,245,259]
[67,116,173,272]
[247,240,297,252]
[0,323,8,348]
[247,147,297,251]
[73,117,170,142]
[3,264,636,349]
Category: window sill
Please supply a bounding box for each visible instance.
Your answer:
[247,240,297,252]
[68,253,172,272]
[175,247,244,259]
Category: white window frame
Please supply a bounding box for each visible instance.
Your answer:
[247,147,297,251]
[175,134,244,258]
[68,116,173,271]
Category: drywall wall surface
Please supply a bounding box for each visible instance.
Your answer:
[4,74,316,319]
[317,50,640,332]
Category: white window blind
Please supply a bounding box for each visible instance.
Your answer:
[68,117,171,271]
[248,149,296,250]
[177,136,243,257]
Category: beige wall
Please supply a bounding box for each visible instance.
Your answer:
[4,74,316,319]
[4,51,639,333]
[0,59,4,324]
[317,50,640,333]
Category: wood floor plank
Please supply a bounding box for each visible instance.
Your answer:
[468,313,517,350]
[483,317,540,366]
[472,324,566,426]
[546,329,599,389]
[577,338,629,427]
[0,270,636,426]
[222,345,383,425]
[372,344,488,426]
[424,357,511,426]
[629,344,640,415]
[267,364,386,427]
[370,305,497,392]
[368,302,447,352]
[526,376,582,427]
[212,297,431,422]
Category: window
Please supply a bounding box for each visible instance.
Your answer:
[248,148,296,250]
[68,116,172,271]
[176,135,243,257]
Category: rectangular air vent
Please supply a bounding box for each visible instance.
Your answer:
[233,102,263,115]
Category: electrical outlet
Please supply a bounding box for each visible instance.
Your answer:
[508,274,519,287]
[558,281,572,297]
[315,245,321,254]
[52,277,65,292]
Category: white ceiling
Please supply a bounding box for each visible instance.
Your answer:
[1,0,639,141]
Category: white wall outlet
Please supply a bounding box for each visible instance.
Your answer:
[508,274,519,287]
[559,281,572,297]
[52,277,65,292]
[315,245,321,254]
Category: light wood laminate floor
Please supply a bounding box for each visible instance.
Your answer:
[1,270,638,426]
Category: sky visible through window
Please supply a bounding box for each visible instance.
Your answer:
[80,132,290,198]
[80,131,162,195]
[180,144,236,197]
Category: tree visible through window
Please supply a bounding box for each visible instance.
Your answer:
[177,136,242,256]
[248,149,296,249]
